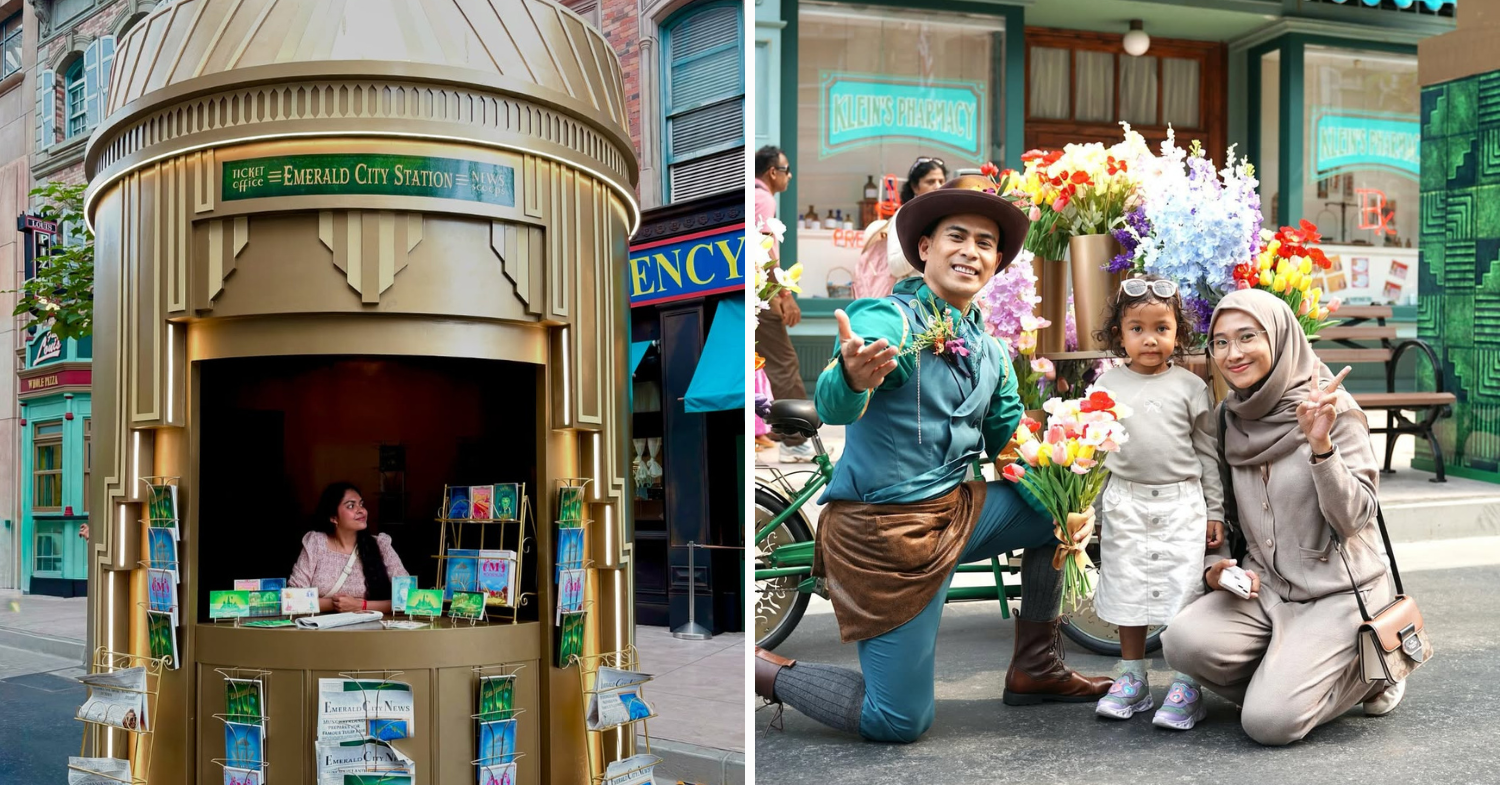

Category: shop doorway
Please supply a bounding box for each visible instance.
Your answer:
[196,355,539,621]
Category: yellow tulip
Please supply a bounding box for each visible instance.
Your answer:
[1077,444,1097,462]
[1317,307,1330,321]
[1266,240,1280,257]
[1260,269,1275,287]
[1300,257,1313,276]
[1064,441,1079,467]
[1259,253,1273,271]
[1288,270,1302,290]
[1310,287,1322,305]
[1273,275,1288,293]
[1037,445,1052,468]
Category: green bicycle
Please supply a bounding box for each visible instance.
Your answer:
[753,399,1163,654]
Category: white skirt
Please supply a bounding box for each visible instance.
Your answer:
[1092,477,1209,627]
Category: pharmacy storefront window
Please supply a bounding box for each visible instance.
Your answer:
[1303,46,1420,305]
[795,2,1004,300]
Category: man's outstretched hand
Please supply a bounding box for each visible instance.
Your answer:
[835,309,898,392]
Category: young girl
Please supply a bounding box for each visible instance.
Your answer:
[1089,274,1226,730]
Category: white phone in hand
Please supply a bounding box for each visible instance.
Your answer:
[1219,565,1253,599]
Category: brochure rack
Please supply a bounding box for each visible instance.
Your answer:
[210,667,271,777]
[67,648,168,785]
[470,663,529,780]
[568,646,662,785]
[435,484,537,623]
[553,479,594,670]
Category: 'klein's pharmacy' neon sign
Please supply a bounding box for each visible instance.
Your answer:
[820,72,985,160]
[1313,111,1420,180]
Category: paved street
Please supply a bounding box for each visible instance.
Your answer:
[0,645,87,785]
[754,548,1500,784]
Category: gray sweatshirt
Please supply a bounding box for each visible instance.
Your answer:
[1097,363,1226,521]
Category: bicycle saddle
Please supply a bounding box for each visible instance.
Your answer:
[768,399,822,438]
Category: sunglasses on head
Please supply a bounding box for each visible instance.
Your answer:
[910,157,946,175]
[1120,279,1178,299]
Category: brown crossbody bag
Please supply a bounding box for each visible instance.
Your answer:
[1218,405,1432,683]
[1331,508,1433,683]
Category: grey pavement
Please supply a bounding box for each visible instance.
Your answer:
[754,560,1500,784]
[633,623,745,785]
[0,644,88,785]
[0,590,87,663]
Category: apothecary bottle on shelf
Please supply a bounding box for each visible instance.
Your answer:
[863,175,878,200]
[823,209,837,230]
[803,205,819,230]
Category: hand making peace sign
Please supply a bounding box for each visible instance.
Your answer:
[1297,365,1352,452]
[834,309,899,392]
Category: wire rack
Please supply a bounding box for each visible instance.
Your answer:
[433,484,537,623]
[68,648,170,785]
[568,646,663,785]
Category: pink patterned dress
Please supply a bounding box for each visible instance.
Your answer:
[288,531,409,599]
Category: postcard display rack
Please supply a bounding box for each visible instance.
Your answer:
[553,480,592,669]
[66,648,167,785]
[471,664,527,785]
[142,478,183,668]
[212,668,271,783]
[431,483,536,626]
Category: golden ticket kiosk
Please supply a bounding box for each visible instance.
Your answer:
[80,1,638,783]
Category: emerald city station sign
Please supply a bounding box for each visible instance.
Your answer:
[222,154,517,206]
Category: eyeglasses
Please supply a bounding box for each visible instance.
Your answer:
[772,165,791,174]
[1120,278,1178,298]
[910,157,946,175]
[1208,330,1269,357]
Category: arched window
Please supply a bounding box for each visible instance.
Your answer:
[661,1,743,203]
[65,58,84,138]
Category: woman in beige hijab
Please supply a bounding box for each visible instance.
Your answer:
[1161,289,1405,744]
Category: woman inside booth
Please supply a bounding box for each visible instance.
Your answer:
[289,482,409,613]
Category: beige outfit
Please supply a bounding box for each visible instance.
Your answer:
[885,210,917,282]
[1162,289,1393,746]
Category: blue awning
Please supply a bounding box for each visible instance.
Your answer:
[684,298,745,413]
[630,341,652,377]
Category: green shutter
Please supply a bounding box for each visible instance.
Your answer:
[663,2,743,203]
[36,68,53,149]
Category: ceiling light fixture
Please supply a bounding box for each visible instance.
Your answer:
[1123,19,1151,57]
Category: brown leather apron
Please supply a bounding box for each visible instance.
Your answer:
[813,480,988,643]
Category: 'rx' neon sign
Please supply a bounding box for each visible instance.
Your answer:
[1356,188,1397,237]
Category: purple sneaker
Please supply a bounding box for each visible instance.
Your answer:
[1151,680,1207,730]
[1096,672,1152,719]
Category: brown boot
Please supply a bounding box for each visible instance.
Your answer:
[755,647,796,704]
[1002,618,1112,705]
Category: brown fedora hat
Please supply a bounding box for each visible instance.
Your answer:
[895,175,1030,275]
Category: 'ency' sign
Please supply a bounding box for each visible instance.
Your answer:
[1313,112,1419,179]
[820,72,984,159]
[222,153,517,206]
[628,225,745,307]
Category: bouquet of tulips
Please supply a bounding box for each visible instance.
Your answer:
[1002,387,1131,611]
[1232,220,1340,337]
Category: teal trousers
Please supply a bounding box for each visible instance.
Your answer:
[855,480,1056,742]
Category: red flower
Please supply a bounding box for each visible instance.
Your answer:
[1043,150,1064,166]
[1298,219,1323,245]
[1021,149,1049,163]
[1078,390,1116,413]
[1002,463,1027,483]
[1277,243,1294,259]
[1021,416,1042,433]
[980,162,1001,178]
[1309,248,1330,268]
[1070,171,1091,185]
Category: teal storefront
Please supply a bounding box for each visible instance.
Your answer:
[757,0,1453,388]
[18,328,91,597]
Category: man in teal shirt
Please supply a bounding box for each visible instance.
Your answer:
[754,178,1110,743]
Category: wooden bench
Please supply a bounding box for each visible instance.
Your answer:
[1313,305,1456,482]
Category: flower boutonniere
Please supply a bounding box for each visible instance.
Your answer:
[901,297,972,372]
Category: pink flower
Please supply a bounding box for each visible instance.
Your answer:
[1028,205,1041,221]
[1002,463,1027,482]
[1049,442,1069,465]
[1017,332,1037,355]
[1328,297,1342,313]
[1074,457,1098,470]
[944,338,969,357]
[1030,357,1056,380]
[1298,298,1311,316]
[1017,441,1042,466]
[1046,425,1068,444]
[1069,463,1092,475]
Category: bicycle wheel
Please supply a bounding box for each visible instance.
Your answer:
[1059,540,1164,656]
[755,486,813,651]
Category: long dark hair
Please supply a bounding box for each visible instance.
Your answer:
[314,482,391,601]
[901,158,949,204]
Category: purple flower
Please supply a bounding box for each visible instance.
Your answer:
[1183,296,1216,337]
[978,252,1042,359]
[944,338,969,358]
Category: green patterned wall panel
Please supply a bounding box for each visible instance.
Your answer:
[1420,73,1500,482]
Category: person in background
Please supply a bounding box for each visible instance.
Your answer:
[856,158,948,299]
[754,145,815,463]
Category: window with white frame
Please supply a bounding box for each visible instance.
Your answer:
[662,1,744,203]
[65,59,85,137]
[51,35,115,143]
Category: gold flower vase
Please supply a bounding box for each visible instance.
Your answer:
[1035,257,1070,355]
[1069,234,1124,352]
